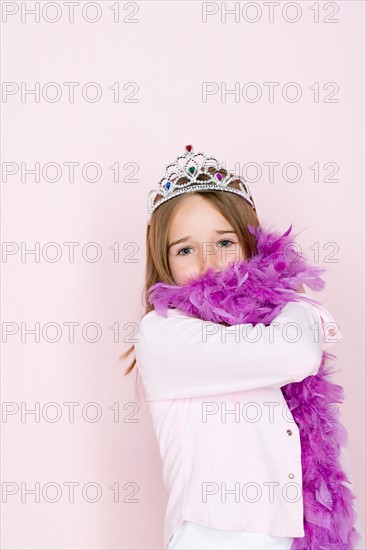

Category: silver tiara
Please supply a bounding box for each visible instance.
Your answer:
[147,144,256,223]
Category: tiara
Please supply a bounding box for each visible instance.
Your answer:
[147,144,256,223]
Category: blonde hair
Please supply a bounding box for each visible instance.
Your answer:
[119,166,261,377]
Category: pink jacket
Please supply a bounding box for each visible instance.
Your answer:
[134,299,342,549]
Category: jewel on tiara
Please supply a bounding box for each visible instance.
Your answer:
[147,144,255,223]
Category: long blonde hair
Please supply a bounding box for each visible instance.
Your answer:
[119,166,261,376]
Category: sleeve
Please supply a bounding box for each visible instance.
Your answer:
[295,293,343,352]
[134,300,326,401]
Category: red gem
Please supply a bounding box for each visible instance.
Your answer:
[185,145,193,153]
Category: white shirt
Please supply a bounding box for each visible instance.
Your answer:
[135,298,347,549]
[166,521,293,549]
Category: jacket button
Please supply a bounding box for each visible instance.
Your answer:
[288,473,295,479]
[287,429,292,436]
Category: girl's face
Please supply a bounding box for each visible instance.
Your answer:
[168,194,247,285]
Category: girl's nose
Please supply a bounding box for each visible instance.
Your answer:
[199,249,223,275]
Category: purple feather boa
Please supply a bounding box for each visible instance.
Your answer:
[147,222,362,550]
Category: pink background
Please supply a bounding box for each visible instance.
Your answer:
[2,1,365,548]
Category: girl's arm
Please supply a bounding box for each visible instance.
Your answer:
[135,301,327,401]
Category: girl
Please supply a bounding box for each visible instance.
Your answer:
[121,145,363,550]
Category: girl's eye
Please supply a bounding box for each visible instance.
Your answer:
[177,240,235,256]
[218,239,235,248]
[177,247,193,256]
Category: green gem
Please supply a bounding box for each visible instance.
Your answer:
[188,166,196,175]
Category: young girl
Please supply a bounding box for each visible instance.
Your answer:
[121,145,363,550]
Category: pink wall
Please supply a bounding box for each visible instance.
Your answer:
[2,1,364,548]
